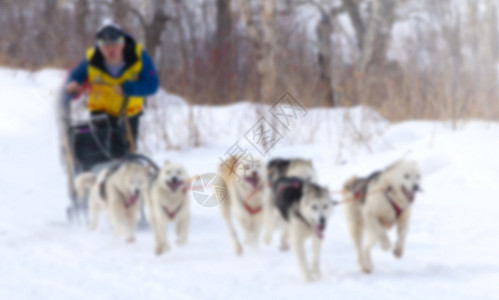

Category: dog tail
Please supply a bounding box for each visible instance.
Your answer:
[342,176,363,252]
[217,155,238,208]
[74,172,97,202]
[217,155,239,181]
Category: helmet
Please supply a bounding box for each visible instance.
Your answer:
[96,24,124,46]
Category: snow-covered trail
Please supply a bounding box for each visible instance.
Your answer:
[1,68,499,300]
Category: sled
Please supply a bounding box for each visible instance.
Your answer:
[57,84,158,226]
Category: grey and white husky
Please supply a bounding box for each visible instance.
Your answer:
[75,162,149,242]
[263,158,318,250]
[273,177,334,282]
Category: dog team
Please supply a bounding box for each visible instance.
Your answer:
[74,155,422,282]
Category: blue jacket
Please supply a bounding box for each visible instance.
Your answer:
[68,38,159,97]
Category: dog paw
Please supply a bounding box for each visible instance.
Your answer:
[393,245,404,258]
[155,245,164,256]
[279,244,290,251]
[176,238,187,246]
[303,273,314,283]
[126,237,135,243]
[380,238,391,251]
[155,243,170,255]
[234,243,243,256]
[360,257,373,274]
[311,266,321,278]
[263,233,272,245]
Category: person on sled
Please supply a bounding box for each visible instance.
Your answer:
[65,24,159,154]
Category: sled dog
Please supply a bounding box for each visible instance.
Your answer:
[145,161,190,255]
[273,177,334,282]
[81,162,149,242]
[218,155,268,255]
[342,160,422,273]
[263,158,318,250]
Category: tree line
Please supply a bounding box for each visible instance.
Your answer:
[0,0,497,121]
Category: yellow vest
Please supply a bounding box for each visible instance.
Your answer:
[86,44,144,117]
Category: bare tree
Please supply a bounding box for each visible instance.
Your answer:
[359,0,398,74]
[309,2,346,107]
[214,0,234,103]
[341,0,399,74]
[239,0,277,103]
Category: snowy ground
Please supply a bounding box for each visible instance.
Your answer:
[1,68,499,300]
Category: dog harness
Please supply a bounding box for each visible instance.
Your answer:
[98,163,122,200]
[384,186,404,219]
[273,177,304,221]
[240,186,263,215]
[162,203,184,219]
[352,171,381,203]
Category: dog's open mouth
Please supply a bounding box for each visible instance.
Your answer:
[313,223,326,239]
[127,193,140,207]
[402,186,417,203]
[244,175,260,189]
[167,180,185,192]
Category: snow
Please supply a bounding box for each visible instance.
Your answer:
[1,68,499,299]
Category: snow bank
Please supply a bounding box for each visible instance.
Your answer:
[1,68,499,300]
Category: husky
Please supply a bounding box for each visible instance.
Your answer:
[263,158,318,250]
[81,162,149,242]
[273,177,334,282]
[218,155,268,255]
[342,160,422,273]
[144,161,190,255]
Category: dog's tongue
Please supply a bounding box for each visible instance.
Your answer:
[313,224,325,239]
[244,176,259,188]
[167,180,185,192]
[128,194,139,207]
[403,187,416,202]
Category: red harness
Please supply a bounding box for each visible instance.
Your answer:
[277,181,301,193]
[162,203,184,219]
[384,187,403,219]
[242,201,262,215]
[241,187,263,215]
